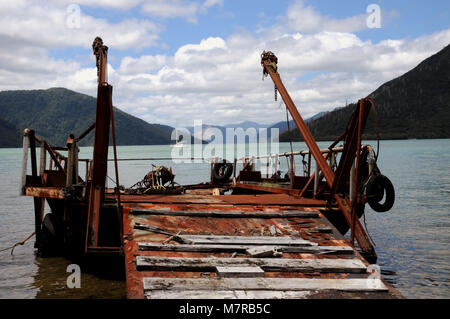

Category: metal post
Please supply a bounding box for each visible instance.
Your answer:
[349,160,355,203]
[313,164,319,198]
[20,129,30,195]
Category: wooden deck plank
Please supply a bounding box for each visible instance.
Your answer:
[179,235,318,246]
[138,242,354,254]
[145,290,313,299]
[143,277,388,292]
[136,256,367,273]
[216,266,265,277]
[131,209,319,218]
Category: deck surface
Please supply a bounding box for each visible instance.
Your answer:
[120,191,401,299]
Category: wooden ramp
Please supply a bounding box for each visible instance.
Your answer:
[122,193,400,299]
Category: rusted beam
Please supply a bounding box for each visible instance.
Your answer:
[28,130,44,248]
[261,52,376,258]
[86,84,112,251]
[25,186,64,199]
[44,141,65,173]
[261,56,334,188]
[109,90,123,246]
[76,122,95,142]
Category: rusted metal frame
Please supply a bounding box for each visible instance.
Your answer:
[296,130,348,198]
[330,100,371,196]
[325,100,374,254]
[85,84,112,252]
[20,130,30,195]
[351,101,364,244]
[76,122,95,142]
[263,60,374,255]
[28,130,45,248]
[43,141,65,173]
[236,160,252,181]
[66,137,75,187]
[234,182,310,197]
[262,61,335,187]
[306,153,311,178]
[334,194,375,255]
[109,89,123,247]
[25,186,64,199]
[28,130,37,179]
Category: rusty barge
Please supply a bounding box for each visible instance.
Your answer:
[20,38,401,299]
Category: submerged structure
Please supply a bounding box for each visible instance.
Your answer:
[20,38,400,299]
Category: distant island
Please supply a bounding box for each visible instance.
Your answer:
[1,44,449,148]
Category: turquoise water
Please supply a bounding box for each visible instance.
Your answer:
[0,140,449,298]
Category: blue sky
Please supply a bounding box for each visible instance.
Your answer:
[1,0,449,126]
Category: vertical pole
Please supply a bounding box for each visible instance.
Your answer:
[20,129,30,195]
[313,164,319,198]
[109,89,123,245]
[66,139,74,187]
[351,101,364,245]
[38,142,46,245]
[85,160,89,182]
[85,84,111,251]
[307,153,311,177]
[74,143,79,184]
[28,130,43,248]
[349,160,355,203]
[39,143,46,178]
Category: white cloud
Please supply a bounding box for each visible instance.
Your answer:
[286,0,367,33]
[141,0,223,23]
[1,0,450,128]
[109,28,450,126]
[0,2,159,50]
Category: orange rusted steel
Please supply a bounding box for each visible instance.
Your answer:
[109,193,327,207]
[93,37,108,85]
[85,85,112,251]
[261,52,335,188]
[25,186,64,199]
[121,196,399,299]
[261,52,376,259]
[86,39,113,252]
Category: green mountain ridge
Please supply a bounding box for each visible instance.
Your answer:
[279,43,450,142]
[0,88,175,147]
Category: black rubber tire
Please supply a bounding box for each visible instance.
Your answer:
[366,174,395,213]
[213,163,233,182]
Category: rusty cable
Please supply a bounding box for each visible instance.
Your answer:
[0,232,35,255]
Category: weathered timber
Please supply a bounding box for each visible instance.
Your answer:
[137,242,354,254]
[216,266,265,278]
[143,277,388,292]
[134,223,192,244]
[131,209,319,218]
[136,256,367,273]
[144,290,313,299]
[246,246,282,258]
[178,235,317,246]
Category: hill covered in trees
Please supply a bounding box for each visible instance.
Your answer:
[0,88,175,147]
[280,43,450,142]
